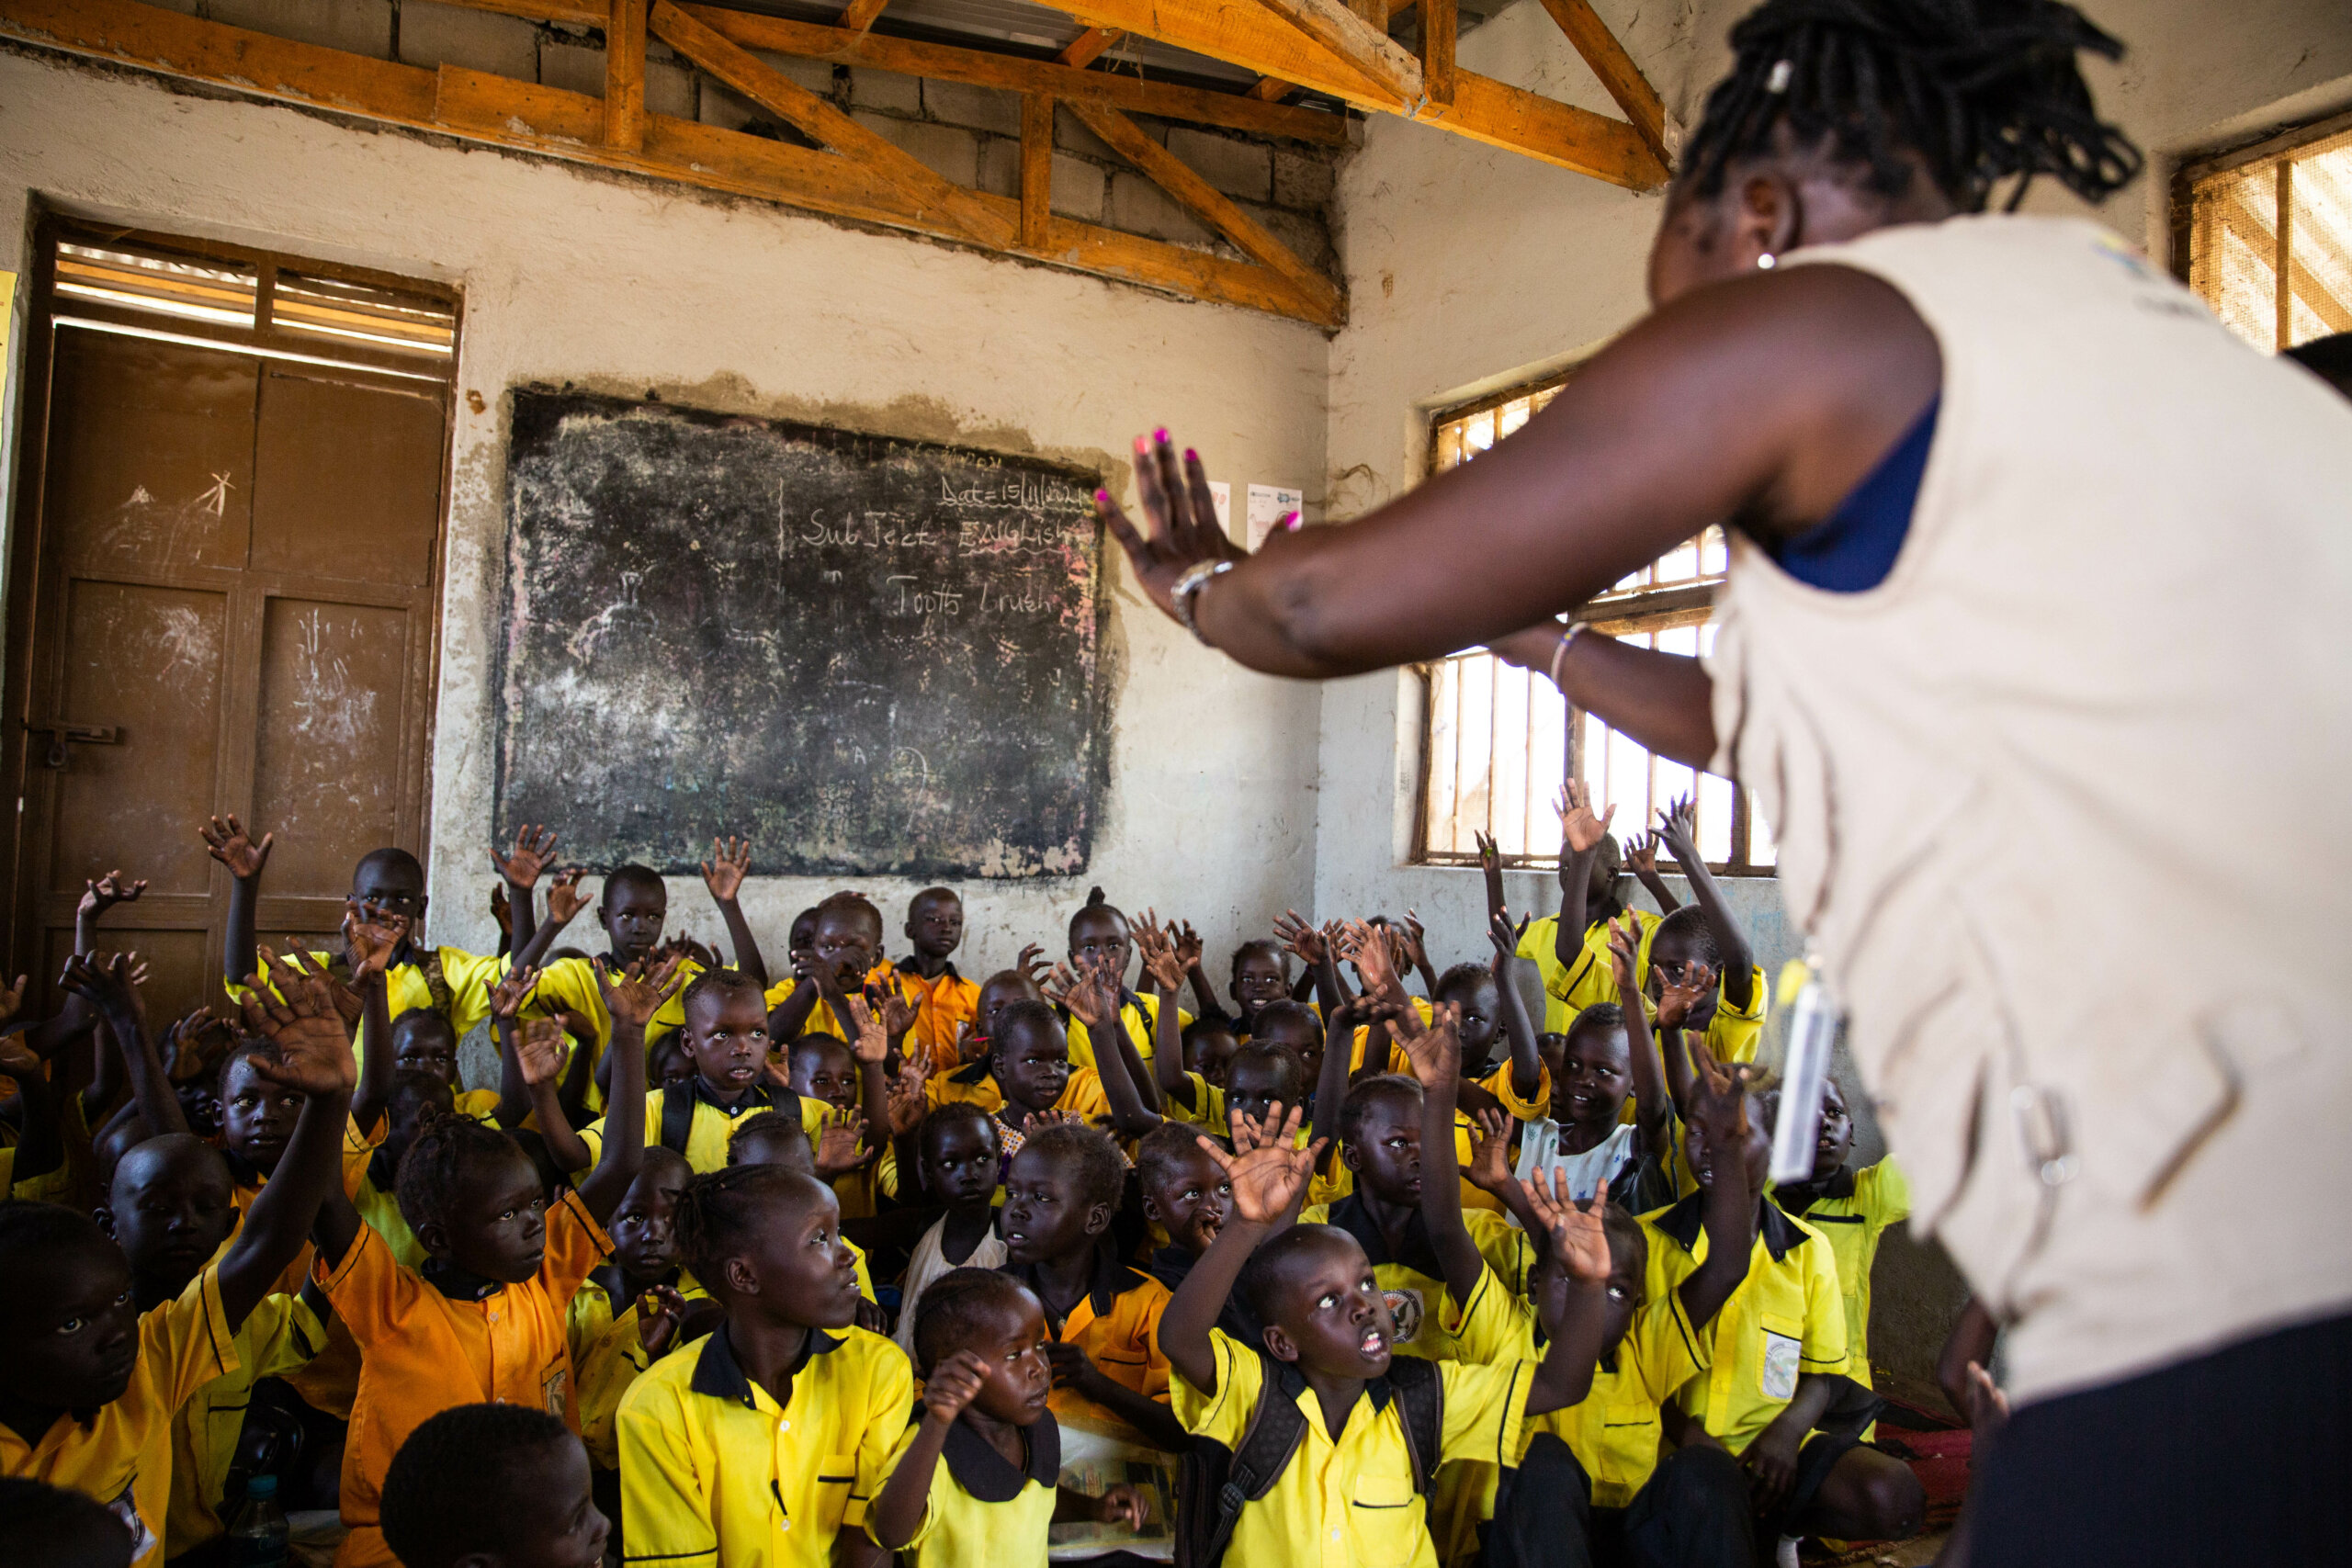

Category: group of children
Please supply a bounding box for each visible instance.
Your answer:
[0,787,1925,1568]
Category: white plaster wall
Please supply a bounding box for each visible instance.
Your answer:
[0,50,1329,982]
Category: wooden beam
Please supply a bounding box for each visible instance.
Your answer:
[649,0,1012,245]
[605,0,646,150]
[1416,71,1664,188]
[0,0,1339,324]
[835,0,889,38]
[1057,27,1119,66]
[1417,0,1452,107]
[1020,93,1053,250]
[1065,97,1340,321]
[674,5,1345,146]
[1531,0,1667,166]
[1247,0,1421,105]
[1043,0,1404,107]
[437,0,607,23]
[1248,76,1295,101]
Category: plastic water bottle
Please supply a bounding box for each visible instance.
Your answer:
[227,1474,289,1568]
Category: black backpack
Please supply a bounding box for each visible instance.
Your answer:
[1172,1351,1444,1568]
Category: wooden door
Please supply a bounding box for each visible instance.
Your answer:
[4,223,458,1024]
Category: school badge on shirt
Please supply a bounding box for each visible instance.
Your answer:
[106,1477,159,1562]
[1760,1331,1802,1402]
[1385,1288,1425,1348]
[544,1366,569,1418]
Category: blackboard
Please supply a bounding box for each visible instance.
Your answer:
[493,389,1107,878]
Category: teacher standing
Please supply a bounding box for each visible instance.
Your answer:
[1099,1,2352,1562]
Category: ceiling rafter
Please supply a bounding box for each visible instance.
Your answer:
[0,0,1340,325]
[1530,0,1667,166]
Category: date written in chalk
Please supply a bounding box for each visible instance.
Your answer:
[888,576,1054,615]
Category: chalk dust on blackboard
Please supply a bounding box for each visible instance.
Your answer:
[495,391,1106,879]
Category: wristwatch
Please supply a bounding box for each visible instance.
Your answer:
[1170,559,1236,645]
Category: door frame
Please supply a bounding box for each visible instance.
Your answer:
[1,210,464,998]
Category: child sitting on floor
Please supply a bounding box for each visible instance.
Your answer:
[894,1104,1008,1361]
[1766,1077,1909,1410]
[996,1122,1184,1450]
[866,1269,1147,1564]
[616,1164,910,1564]
[379,1403,609,1568]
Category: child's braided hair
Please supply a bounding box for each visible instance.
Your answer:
[395,1117,531,1237]
[1679,0,2142,212]
[673,1163,821,1280]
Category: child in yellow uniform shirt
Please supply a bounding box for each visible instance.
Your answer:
[764,892,896,1043]
[568,1148,702,1476]
[723,1111,885,1330]
[1423,1009,1764,1568]
[203,821,506,1070]
[982,1000,1159,1170]
[1160,1100,1610,1568]
[1503,784,1675,1033]
[526,850,767,1110]
[923,968,1043,1112]
[1059,889,1191,1077]
[1641,1036,1923,1551]
[381,1011,502,1123]
[1765,1080,1910,1403]
[995,1122,1184,1450]
[562,970,829,1178]
[867,1269,1147,1563]
[93,1134,331,1560]
[0,954,354,1568]
[617,1164,912,1567]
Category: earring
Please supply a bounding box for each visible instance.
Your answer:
[1757,253,1778,270]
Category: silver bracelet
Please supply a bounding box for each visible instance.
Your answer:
[1549,621,1591,689]
[1171,559,1236,645]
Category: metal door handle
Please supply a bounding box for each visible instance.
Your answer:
[27,722,121,769]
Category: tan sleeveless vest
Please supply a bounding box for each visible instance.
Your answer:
[1707,215,2352,1402]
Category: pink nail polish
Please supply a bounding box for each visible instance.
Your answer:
[1282,510,1302,530]
[1094,489,1111,503]
[1183,448,1200,464]
[1153,428,1170,444]
[1133,436,1148,457]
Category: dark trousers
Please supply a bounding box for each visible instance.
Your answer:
[1973,1311,2352,1568]
[1487,1434,1752,1568]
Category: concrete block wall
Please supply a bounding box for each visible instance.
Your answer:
[183,0,1343,280]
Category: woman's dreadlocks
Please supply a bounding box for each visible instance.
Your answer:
[1680,0,2143,213]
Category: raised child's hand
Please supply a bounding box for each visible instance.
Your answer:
[1656,960,1714,1032]
[1555,780,1615,858]
[700,835,752,903]
[1464,1108,1516,1194]
[1682,1048,1759,1160]
[78,870,149,920]
[1399,910,1430,973]
[490,824,558,889]
[638,1284,689,1359]
[58,951,139,1015]
[876,985,917,1044]
[516,1017,569,1087]
[0,973,28,1026]
[161,1007,229,1083]
[235,953,357,1099]
[1172,920,1204,973]
[1488,908,1530,966]
[1624,828,1661,878]
[923,1348,993,1423]
[814,1110,872,1179]
[490,964,541,1021]
[1605,915,1644,995]
[1395,999,1460,1090]
[1091,1485,1149,1531]
[342,899,409,981]
[596,953,686,1029]
[490,883,512,930]
[1198,1103,1324,1224]
[886,1057,930,1136]
[1655,795,1699,864]
[545,868,589,925]
[1044,963,1105,1030]
[842,996,891,1066]
[1273,909,1327,967]
[200,814,273,881]
[1526,1168,1612,1285]
[0,1034,42,1081]
[1336,919,1401,1003]
[1015,942,1049,986]
[1133,914,1185,993]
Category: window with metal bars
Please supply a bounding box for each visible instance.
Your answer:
[1413,376,1776,874]
[2173,109,2352,351]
